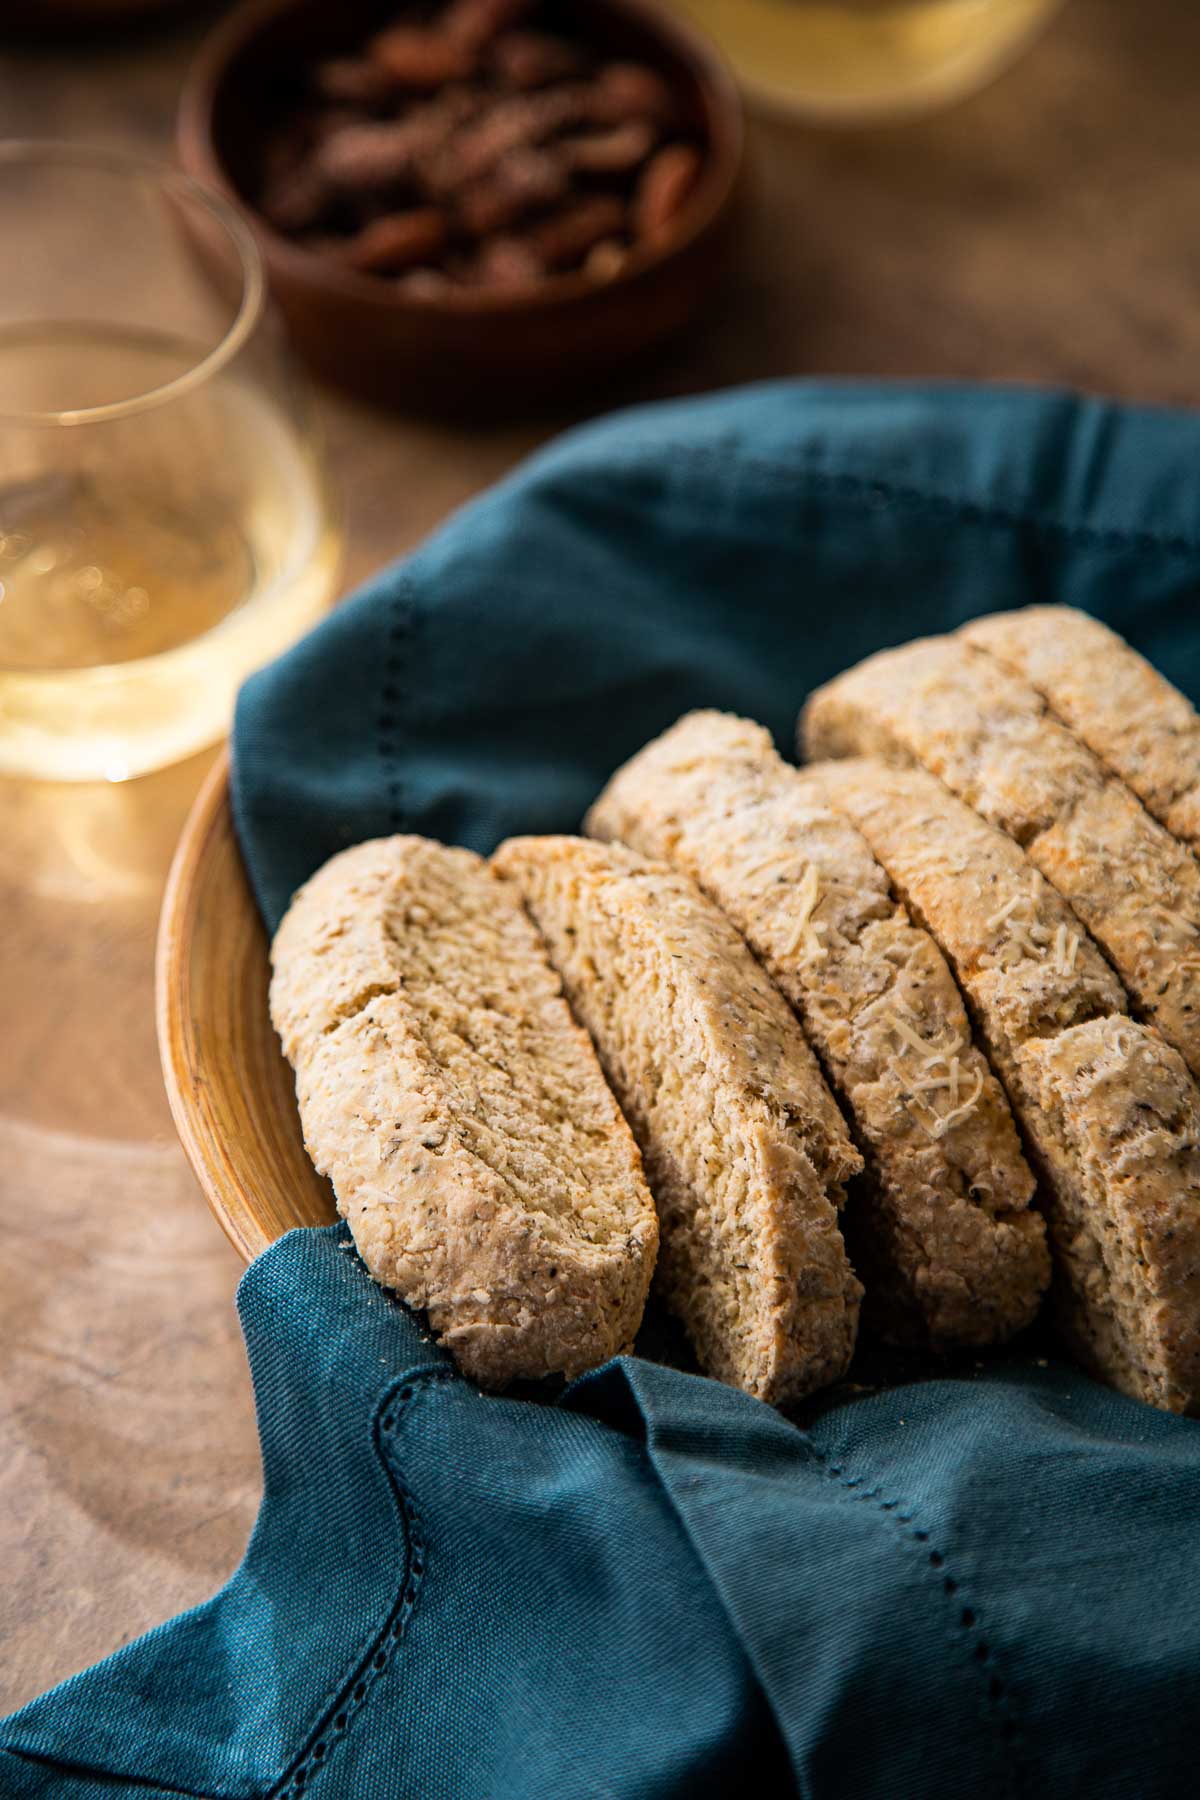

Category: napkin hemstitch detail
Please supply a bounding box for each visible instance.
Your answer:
[378,577,421,839]
[269,1365,451,1800]
[804,1436,1024,1793]
[587,442,1200,560]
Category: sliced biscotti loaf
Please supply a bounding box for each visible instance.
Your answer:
[961,606,1200,854]
[270,836,659,1389]
[586,710,1048,1351]
[801,634,1200,1080]
[492,835,864,1405]
[807,759,1200,1414]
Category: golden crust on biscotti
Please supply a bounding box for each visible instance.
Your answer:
[800,634,1200,1080]
[492,833,864,1406]
[806,757,1200,1413]
[961,606,1200,853]
[587,709,1048,1351]
[270,836,658,1389]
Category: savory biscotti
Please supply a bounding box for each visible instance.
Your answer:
[586,710,1048,1350]
[806,758,1200,1414]
[1018,1019,1200,1413]
[270,836,659,1389]
[801,634,1200,1080]
[492,834,864,1404]
[961,606,1200,855]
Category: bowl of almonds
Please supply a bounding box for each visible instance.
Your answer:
[179,0,744,411]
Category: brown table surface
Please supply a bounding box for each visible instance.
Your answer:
[2,0,1198,1715]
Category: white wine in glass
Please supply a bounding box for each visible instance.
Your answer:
[667,0,1066,120]
[0,144,341,782]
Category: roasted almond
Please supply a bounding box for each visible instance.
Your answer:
[339,208,450,274]
[634,144,702,239]
[563,120,656,176]
[592,62,678,126]
[369,25,476,89]
[318,92,478,191]
[585,238,630,282]
[435,87,585,187]
[317,121,415,189]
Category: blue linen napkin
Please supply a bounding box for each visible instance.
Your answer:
[6,380,1200,1800]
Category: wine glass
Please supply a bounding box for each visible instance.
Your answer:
[0,141,341,782]
[666,0,1067,122]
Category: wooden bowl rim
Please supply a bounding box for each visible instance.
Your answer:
[157,748,268,1265]
[177,0,746,321]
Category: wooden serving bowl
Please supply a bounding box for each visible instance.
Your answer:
[157,751,334,1262]
[177,0,744,412]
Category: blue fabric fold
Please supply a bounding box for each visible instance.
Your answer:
[0,1228,786,1800]
[8,380,1200,1798]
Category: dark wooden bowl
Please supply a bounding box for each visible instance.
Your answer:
[177,0,744,412]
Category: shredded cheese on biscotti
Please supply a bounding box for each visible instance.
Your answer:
[883,1006,933,1058]
[986,894,1027,932]
[883,1005,982,1139]
[781,862,829,965]
[738,850,797,886]
[979,891,1080,975]
[1051,923,1082,976]
[930,1067,985,1136]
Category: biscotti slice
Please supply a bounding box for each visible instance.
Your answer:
[961,606,1200,854]
[1017,1021,1200,1415]
[801,634,1200,1079]
[492,835,864,1405]
[807,758,1200,1413]
[586,710,1048,1350]
[270,836,659,1389]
